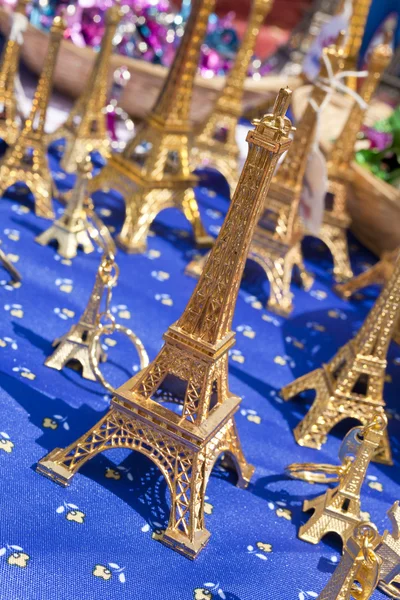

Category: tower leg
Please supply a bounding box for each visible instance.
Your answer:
[45,327,105,381]
[335,262,387,299]
[299,494,355,544]
[176,188,214,248]
[117,189,173,253]
[32,177,55,220]
[162,452,211,559]
[318,224,353,282]
[294,252,314,291]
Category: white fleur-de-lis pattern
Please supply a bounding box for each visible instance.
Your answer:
[0,155,399,600]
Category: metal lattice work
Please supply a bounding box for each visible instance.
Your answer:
[37,89,293,558]
[316,523,381,600]
[0,16,65,219]
[47,5,122,172]
[377,502,400,598]
[311,40,392,282]
[35,158,94,258]
[191,0,274,195]
[298,420,387,545]
[88,0,215,254]
[0,0,29,145]
[282,256,400,466]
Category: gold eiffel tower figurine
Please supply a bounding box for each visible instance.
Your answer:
[36,88,293,559]
[286,416,388,544]
[0,16,66,219]
[89,0,215,253]
[44,252,113,380]
[35,157,94,258]
[281,254,400,465]
[0,0,29,146]
[0,239,21,282]
[316,522,381,600]
[186,38,346,306]
[342,0,373,90]
[377,501,400,598]
[311,39,392,282]
[48,4,122,173]
[190,0,273,195]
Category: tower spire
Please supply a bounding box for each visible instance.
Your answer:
[190,0,274,193]
[0,15,66,218]
[281,255,400,465]
[37,89,293,559]
[342,0,373,89]
[0,0,29,145]
[88,0,216,253]
[49,4,122,172]
[308,39,392,281]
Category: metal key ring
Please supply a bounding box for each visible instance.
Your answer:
[88,323,149,393]
[285,460,351,484]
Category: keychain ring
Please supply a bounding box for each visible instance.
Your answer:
[88,323,149,393]
[285,462,342,484]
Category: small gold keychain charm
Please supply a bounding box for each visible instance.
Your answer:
[286,415,388,545]
[45,242,148,384]
[316,522,381,600]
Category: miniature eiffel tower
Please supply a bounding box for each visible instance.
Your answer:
[342,0,373,90]
[316,522,381,600]
[48,4,122,172]
[0,240,21,282]
[35,157,95,258]
[377,501,400,598]
[190,0,273,194]
[247,40,347,315]
[281,254,400,465]
[0,0,29,146]
[298,417,387,544]
[88,0,215,253]
[186,38,347,305]
[310,39,392,282]
[335,249,400,346]
[0,16,66,219]
[44,252,116,380]
[37,88,293,559]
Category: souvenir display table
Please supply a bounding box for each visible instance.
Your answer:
[0,157,399,599]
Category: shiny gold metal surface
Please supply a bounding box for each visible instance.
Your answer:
[316,522,381,600]
[281,255,400,465]
[36,89,293,559]
[286,416,388,544]
[48,4,122,172]
[89,0,215,253]
[190,0,273,194]
[312,40,392,282]
[0,0,29,145]
[0,16,65,219]
[0,240,21,282]
[35,157,95,258]
[335,249,400,346]
[377,501,400,599]
[342,0,373,90]
[186,40,346,302]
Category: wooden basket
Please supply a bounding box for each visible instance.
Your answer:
[0,7,301,123]
[348,164,400,256]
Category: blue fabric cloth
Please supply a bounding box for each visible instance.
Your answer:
[0,149,399,600]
